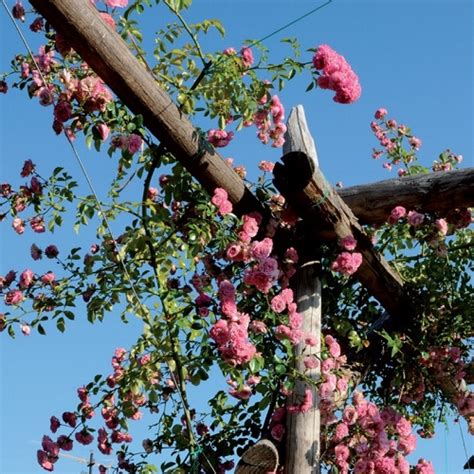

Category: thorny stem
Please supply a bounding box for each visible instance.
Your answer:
[139,145,198,455]
[167,5,207,67]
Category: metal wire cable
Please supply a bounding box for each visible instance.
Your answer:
[247,0,333,48]
[189,0,333,90]
[459,420,472,474]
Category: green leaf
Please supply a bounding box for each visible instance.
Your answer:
[56,318,66,333]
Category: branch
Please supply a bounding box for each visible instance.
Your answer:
[338,168,474,226]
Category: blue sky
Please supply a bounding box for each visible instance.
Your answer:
[1,0,473,472]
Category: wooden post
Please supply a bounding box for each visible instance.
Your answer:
[284,106,321,474]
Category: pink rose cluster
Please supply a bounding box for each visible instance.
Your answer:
[2,267,58,326]
[331,235,362,276]
[387,205,471,256]
[207,129,234,148]
[329,390,418,474]
[111,133,143,155]
[420,346,474,433]
[21,46,114,137]
[432,149,463,172]
[318,335,351,423]
[273,288,304,345]
[227,375,260,400]
[287,388,313,414]
[371,108,422,175]
[105,0,129,7]
[240,46,254,69]
[39,347,150,472]
[209,280,256,366]
[312,45,361,104]
[251,94,286,148]
[269,406,286,442]
[415,459,435,474]
[2,161,51,236]
[211,187,233,216]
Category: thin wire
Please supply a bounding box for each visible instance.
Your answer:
[248,0,333,48]
[190,0,333,89]
[1,0,153,325]
[459,420,472,473]
[459,420,471,474]
[444,424,448,474]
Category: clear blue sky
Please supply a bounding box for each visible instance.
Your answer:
[1,0,473,472]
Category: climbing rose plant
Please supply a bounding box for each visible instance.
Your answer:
[1,1,472,473]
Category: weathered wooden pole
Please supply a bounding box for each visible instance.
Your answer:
[283,106,321,474]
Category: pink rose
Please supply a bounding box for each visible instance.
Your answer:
[270,294,286,313]
[334,422,349,442]
[21,323,31,336]
[36,450,54,472]
[258,161,275,172]
[207,129,234,148]
[5,290,24,305]
[388,206,407,224]
[342,405,358,425]
[50,416,60,433]
[45,245,59,258]
[250,238,273,261]
[396,417,412,437]
[375,108,388,119]
[54,100,72,122]
[147,187,158,200]
[407,210,424,227]
[19,269,35,288]
[240,46,254,68]
[415,458,434,474]
[75,430,94,445]
[21,159,35,177]
[334,444,350,464]
[96,123,110,141]
[242,215,259,237]
[30,215,45,233]
[105,0,128,7]
[340,235,357,251]
[270,423,285,442]
[331,252,363,276]
[303,356,319,369]
[435,218,448,236]
[127,134,142,154]
[57,435,73,451]
[12,217,25,234]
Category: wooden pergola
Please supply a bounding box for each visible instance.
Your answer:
[27,1,474,472]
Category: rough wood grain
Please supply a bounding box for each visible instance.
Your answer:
[283,107,321,474]
[29,0,265,217]
[235,439,279,474]
[273,150,410,319]
[338,168,474,226]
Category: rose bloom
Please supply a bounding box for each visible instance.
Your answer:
[407,210,424,227]
[5,290,24,305]
[388,205,407,224]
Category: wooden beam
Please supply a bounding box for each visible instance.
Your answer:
[29,0,265,217]
[273,149,410,319]
[338,168,474,226]
[283,107,321,474]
